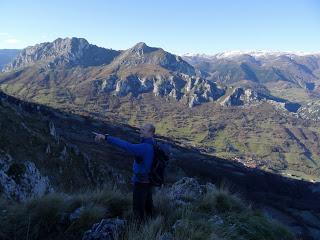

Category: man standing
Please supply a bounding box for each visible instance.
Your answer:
[94,123,156,221]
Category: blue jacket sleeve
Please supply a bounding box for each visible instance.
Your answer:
[106,136,146,157]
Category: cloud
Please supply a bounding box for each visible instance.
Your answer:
[0,32,9,36]
[5,38,19,44]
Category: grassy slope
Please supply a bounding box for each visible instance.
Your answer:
[101,94,320,181]
[1,67,320,181]
[0,182,294,240]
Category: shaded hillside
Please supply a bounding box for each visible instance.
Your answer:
[0,38,319,182]
[0,91,320,238]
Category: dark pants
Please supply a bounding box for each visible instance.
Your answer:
[133,182,153,221]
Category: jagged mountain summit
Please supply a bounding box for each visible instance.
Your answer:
[3,38,195,75]
[3,37,121,71]
[1,37,304,110]
[110,42,196,75]
[0,37,227,108]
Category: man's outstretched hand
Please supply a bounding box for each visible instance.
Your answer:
[93,132,107,143]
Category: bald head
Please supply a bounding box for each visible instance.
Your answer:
[140,123,155,138]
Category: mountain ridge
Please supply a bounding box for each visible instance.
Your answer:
[1,37,304,110]
[3,37,121,71]
[0,37,319,184]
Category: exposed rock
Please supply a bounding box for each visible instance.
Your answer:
[168,177,203,203]
[0,152,52,201]
[185,76,226,107]
[153,75,178,97]
[93,70,224,107]
[1,38,228,108]
[99,75,118,93]
[221,87,261,106]
[114,77,141,97]
[220,87,301,113]
[4,37,120,71]
[82,218,126,240]
[298,100,320,120]
[167,178,218,207]
[188,95,198,107]
[110,42,196,76]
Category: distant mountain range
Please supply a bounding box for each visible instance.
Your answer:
[0,37,226,108]
[1,37,320,183]
[1,37,313,110]
[182,52,320,92]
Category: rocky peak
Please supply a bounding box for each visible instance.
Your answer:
[221,87,264,106]
[51,37,89,52]
[4,37,120,71]
[111,42,196,76]
[130,42,154,53]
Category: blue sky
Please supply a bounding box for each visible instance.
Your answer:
[1,0,319,54]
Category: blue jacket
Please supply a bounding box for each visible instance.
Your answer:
[106,136,154,183]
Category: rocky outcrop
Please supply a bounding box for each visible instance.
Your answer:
[4,37,120,71]
[96,73,225,107]
[1,38,228,108]
[220,87,301,112]
[221,87,262,106]
[298,100,320,120]
[185,76,225,107]
[167,177,217,205]
[110,42,196,76]
[168,177,203,202]
[0,152,52,201]
[82,218,126,240]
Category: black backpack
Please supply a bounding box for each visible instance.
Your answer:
[149,142,170,187]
